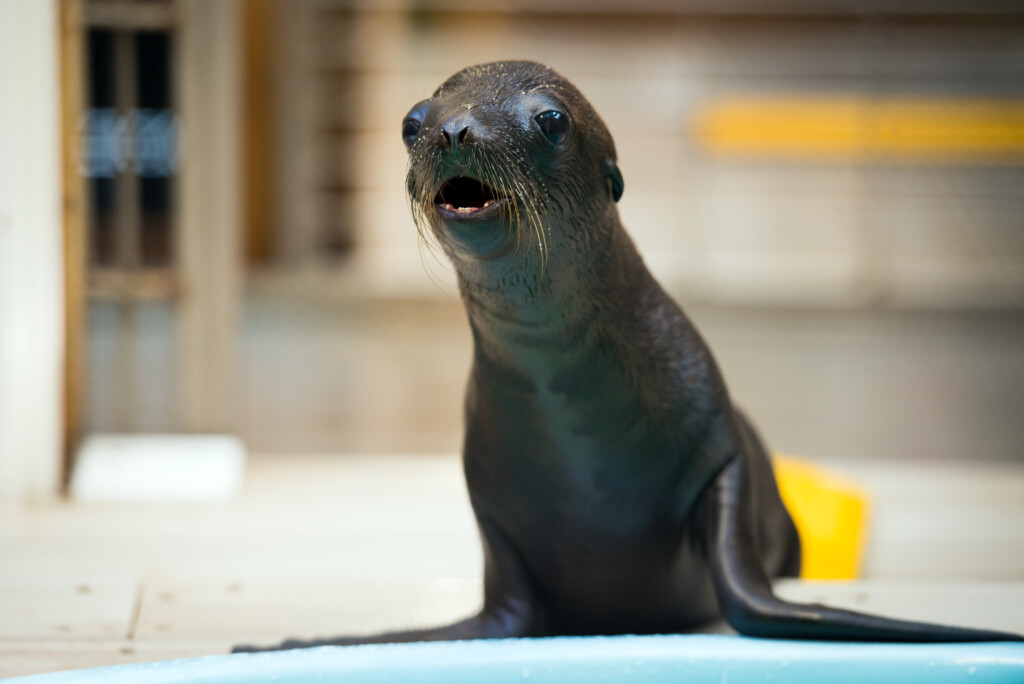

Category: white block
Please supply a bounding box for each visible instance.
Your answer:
[70,434,247,502]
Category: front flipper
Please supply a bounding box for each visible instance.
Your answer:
[231,613,513,652]
[232,516,544,652]
[706,456,1023,642]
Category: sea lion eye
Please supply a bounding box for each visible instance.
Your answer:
[535,110,568,144]
[402,118,422,148]
[402,100,431,149]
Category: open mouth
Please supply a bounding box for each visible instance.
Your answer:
[434,176,502,216]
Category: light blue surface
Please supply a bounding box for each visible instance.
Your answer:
[8,635,1024,684]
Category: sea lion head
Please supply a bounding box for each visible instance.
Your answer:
[403,61,624,273]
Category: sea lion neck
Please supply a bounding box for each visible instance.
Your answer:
[458,218,644,371]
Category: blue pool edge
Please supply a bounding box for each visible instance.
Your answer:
[7,634,1024,683]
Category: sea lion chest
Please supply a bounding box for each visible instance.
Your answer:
[463,332,702,565]
[462,351,719,632]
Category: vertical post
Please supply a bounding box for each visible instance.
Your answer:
[176,0,242,432]
[114,31,141,274]
[0,0,64,499]
[113,28,141,430]
[242,0,276,266]
[275,0,317,265]
[60,0,87,487]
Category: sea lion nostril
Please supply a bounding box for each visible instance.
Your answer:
[439,113,475,153]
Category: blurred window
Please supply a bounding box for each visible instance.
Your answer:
[82,0,179,434]
[83,13,178,275]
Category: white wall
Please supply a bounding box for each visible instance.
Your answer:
[0,0,64,499]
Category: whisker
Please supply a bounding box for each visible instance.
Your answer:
[406,130,553,283]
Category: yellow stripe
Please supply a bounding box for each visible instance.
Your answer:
[693,97,1024,163]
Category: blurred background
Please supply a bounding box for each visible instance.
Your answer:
[66,0,1024,460]
[2,0,1024,674]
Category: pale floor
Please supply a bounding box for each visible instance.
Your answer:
[35,298,1024,678]
[2,453,1024,678]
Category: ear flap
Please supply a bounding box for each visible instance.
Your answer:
[604,159,624,202]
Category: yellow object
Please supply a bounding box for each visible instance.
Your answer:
[693,97,1024,163]
[772,455,870,580]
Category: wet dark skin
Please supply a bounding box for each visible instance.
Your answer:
[235,61,1022,651]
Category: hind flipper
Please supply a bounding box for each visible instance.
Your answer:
[705,455,1022,642]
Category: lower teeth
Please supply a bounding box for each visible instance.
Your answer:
[440,199,497,213]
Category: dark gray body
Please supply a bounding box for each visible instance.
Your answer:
[235,61,1021,651]
[457,220,796,638]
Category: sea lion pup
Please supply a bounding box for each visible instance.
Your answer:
[236,61,1021,651]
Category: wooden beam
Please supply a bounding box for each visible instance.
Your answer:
[59,0,88,489]
[242,0,276,265]
[84,0,177,30]
[87,268,179,300]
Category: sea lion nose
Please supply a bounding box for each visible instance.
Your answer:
[438,111,476,153]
